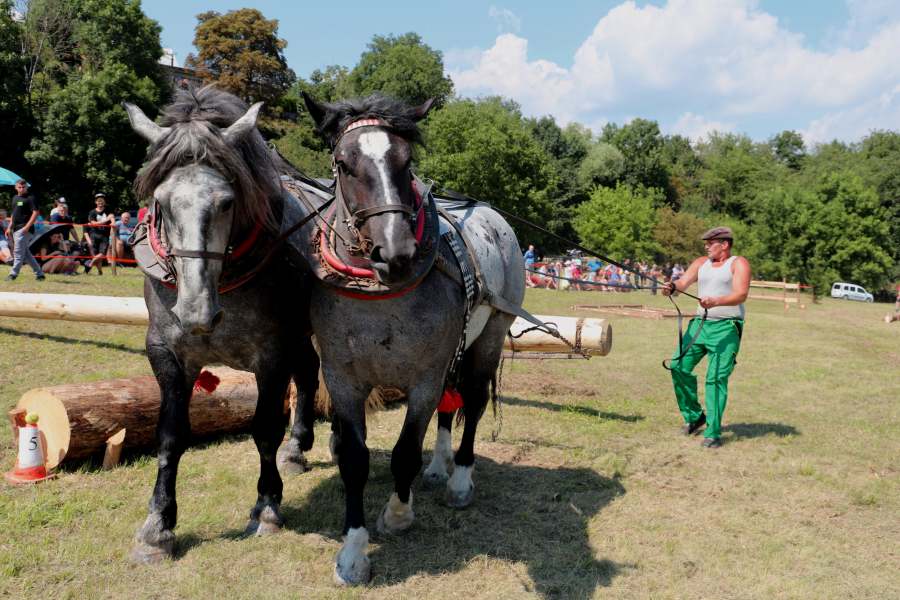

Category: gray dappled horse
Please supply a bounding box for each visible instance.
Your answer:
[288,93,525,585]
[123,88,320,562]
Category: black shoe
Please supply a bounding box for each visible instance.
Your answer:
[4,274,16,281]
[36,274,46,281]
[701,437,722,449]
[681,413,706,436]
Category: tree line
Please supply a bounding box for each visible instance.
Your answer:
[1,3,896,294]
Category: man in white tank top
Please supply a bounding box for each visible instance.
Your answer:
[662,226,750,448]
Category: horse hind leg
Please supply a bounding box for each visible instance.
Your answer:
[446,315,512,509]
[277,337,320,475]
[422,410,454,487]
[131,344,197,563]
[245,364,292,536]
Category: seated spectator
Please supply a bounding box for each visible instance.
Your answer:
[0,223,10,265]
[114,211,136,264]
[49,203,77,242]
[570,259,583,291]
[38,231,78,275]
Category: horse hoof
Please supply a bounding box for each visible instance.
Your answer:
[277,449,309,475]
[445,485,474,509]
[422,467,449,488]
[245,505,284,536]
[333,527,370,586]
[129,541,173,564]
[131,513,175,563]
[376,493,414,535]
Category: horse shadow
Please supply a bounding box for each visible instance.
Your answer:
[281,450,630,598]
[503,395,644,423]
[723,422,799,439]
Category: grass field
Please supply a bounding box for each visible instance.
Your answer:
[1,266,898,599]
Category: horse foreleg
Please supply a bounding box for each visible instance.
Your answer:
[378,386,437,536]
[446,374,488,509]
[131,344,197,563]
[246,364,291,536]
[330,386,371,586]
[423,411,454,487]
[278,337,320,475]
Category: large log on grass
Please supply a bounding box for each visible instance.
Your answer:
[14,367,259,469]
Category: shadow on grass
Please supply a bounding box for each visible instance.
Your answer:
[503,395,644,423]
[0,326,146,356]
[724,422,800,439]
[282,450,631,598]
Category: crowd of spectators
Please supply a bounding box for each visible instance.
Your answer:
[524,245,685,294]
[3,184,140,278]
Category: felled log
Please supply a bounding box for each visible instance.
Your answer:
[14,367,264,469]
[507,315,611,356]
[0,291,149,325]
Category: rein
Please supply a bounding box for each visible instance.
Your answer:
[434,187,709,368]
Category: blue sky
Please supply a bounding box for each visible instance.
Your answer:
[143,0,900,144]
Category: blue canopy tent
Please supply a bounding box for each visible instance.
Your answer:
[0,167,25,186]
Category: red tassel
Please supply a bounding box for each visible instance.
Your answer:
[193,370,221,394]
[437,387,464,413]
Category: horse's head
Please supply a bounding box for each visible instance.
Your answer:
[303,93,434,283]
[125,90,276,335]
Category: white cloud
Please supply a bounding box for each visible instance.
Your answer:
[488,6,522,33]
[669,112,735,142]
[803,83,900,144]
[448,0,900,141]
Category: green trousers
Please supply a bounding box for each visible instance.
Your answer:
[670,318,743,439]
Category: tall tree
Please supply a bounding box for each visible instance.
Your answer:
[187,8,294,107]
[347,33,453,107]
[769,130,806,170]
[652,207,707,266]
[573,184,662,261]
[418,97,557,247]
[600,118,669,194]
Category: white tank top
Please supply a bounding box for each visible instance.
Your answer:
[697,256,745,320]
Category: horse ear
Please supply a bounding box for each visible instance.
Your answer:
[222,102,264,146]
[412,98,436,121]
[122,102,168,144]
[302,92,328,129]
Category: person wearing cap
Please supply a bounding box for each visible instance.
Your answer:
[5,179,46,281]
[49,197,67,219]
[85,193,114,274]
[662,226,750,448]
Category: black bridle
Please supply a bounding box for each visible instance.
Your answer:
[329,118,419,252]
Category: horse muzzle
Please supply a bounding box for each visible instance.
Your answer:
[172,301,225,335]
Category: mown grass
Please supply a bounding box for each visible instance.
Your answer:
[1,265,898,599]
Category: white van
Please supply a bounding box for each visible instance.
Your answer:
[830,282,874,302]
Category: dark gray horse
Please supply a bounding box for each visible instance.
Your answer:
[123,87,320,562]
[288,93,525,585]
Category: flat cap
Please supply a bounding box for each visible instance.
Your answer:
[94,192,106,198]
[701,226,733,240]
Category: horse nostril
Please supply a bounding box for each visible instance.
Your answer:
[211,309,224,328]
[370,246,385,264]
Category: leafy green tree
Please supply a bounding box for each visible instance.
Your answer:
[347,33,453,107]
[652,207,707,265]
[187,8,294,107]
[577,142,625,190]
[660,134,702,208]
[857,130,900,266]
[573,184,662,260]
[0,1,33,174]
[26,63,161,212]
[694,132,782,220]
[418,97,557,247]
[600,118,669,194]
[18,0,167,214]
[769,130,806,170]
[293,65,352,104]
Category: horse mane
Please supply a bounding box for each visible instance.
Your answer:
[317,94,424,147]
[134,85,280,232]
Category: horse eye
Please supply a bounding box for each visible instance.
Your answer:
[220,198,234,212]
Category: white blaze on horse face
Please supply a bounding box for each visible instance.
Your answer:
[358,130,399,204]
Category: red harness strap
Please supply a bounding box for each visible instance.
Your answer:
[319,180,425,281]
